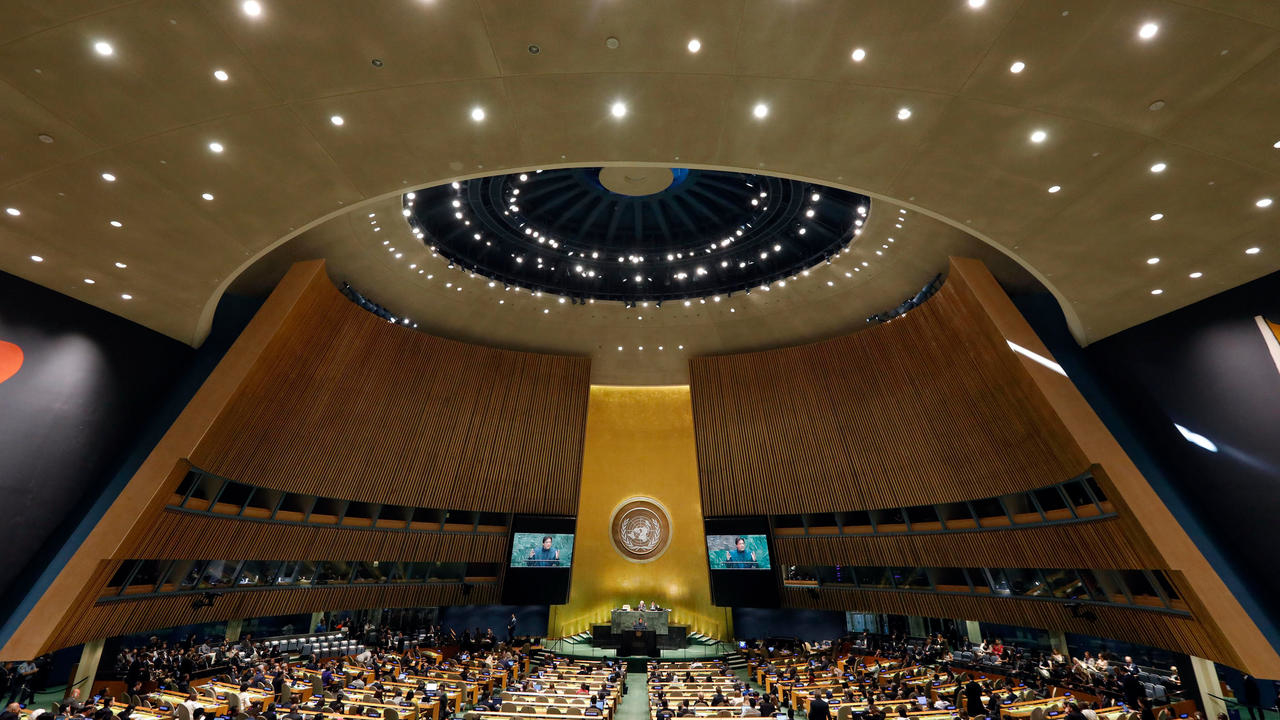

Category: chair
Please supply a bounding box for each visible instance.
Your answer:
[837,705,854,720]
[520,706,535,714]
[546,707,562,715]
[1030,707,1046,720]
[384,709,399,720]
[567,708,583,716]
[227,694,242,715]
[279,684,292,706]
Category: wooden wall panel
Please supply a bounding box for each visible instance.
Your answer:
[50,581,498,651]
[126,510,509,562]
[190,273,590,514]
[690,276,1089,516]
[774,518,1151,570]
[780,585,1239,668]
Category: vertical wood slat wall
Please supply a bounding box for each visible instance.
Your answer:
[50,581,497,651]
[189,274,591,515]
[128,510,511,561]
[773,518,1150,569]
[26,264,589,655]
[779,587,1225,663]
[690,277,1089,516]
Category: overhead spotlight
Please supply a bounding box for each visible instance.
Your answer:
[1150,212,1164,221]
[213,69,229,82]
[1138,22,1159,40]
[471,106,486,122]
[851,48,866,62]
[1256,198,1273,208]
[1047,185,1061,193]
[1149,162,1166,173]
[610,101,627,118]
[753,103,769,119]
[242,0,263,17]
[1009,61,1025,73]
[101,172,116,182]
[94,41,114,56]
[967,0,986,7]
[208,141,224,153]
[1030,129,1047,143]
[897,107,912,120]
[329,115,344,126]
[687,38,701,53]
[5,208,20,216]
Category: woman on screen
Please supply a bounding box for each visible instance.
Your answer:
[725,537,758,568]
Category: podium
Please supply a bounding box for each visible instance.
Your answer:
[621,629,658,657]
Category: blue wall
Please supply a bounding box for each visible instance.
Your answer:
[437,605,549,638]
[731,608,846,641]
[1016,280,1280,666]
[0,291,262,654]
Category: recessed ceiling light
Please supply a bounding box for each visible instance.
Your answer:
[753,103,769,119]
[202,192,214,201]
[121,293,132,300]
[83,278,95,284]
[1150,288,1163,295]
[1149,212,1164,221]
[897,107,912,120]
[1256,197,1273,208]
[242,1,262,17]
[101,172,116,182]
[1146,257,1159,264]
[109,220,123,228]
[1189,272,1202,278]
[1030,129,1047,143]
[1048,185,1061,193]
[4,208,19,216]
[1245,247,1261,254]
[687,39,701,53]
[1149,162,1166,173]
[93,41,114,56]
[1138,22,1159,40]
[811,193,821,202]
[1009,61,1025,73]
[30,255,42,262]
[329,115,344,126]
[470,106,486,122]
[1274,140,1280,149]
[115,261,128,268]
[610,101,627,118]
[213,69,229,82]
[208,141,224,153]
[851,48,866,62]
[968,0,986,7]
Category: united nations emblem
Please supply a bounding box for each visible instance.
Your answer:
[609,498,672,562]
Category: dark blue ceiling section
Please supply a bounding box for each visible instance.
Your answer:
[404,168,870,302]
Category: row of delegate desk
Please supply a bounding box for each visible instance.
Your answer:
[471,657,623,720]
[648,660,749,719]
[748,654,1143,720]
[23,648,526,720]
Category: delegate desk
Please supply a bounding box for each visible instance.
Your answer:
[610,610,670,634]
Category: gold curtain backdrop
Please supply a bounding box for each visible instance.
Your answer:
[549,385,731,640]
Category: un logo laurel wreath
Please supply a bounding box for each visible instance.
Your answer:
[609,497,672,562]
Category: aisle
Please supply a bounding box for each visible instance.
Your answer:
[617,672,652,720]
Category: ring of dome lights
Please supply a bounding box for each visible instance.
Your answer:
[402,168,871,303]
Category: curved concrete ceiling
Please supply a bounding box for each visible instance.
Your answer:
[231,189,1039,384]
[1,0,1278,374]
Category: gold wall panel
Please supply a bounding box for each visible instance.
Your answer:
[550,386,731,640]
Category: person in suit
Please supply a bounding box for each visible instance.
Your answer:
[964,679,984,717]
[808,696,831,720]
